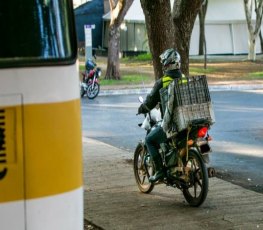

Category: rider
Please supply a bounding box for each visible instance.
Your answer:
[137,48,185,183]
[85,59,96,79]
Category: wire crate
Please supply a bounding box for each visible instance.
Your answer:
[173,102,216,132]
[174,75,211,107]
[159,75,215,132]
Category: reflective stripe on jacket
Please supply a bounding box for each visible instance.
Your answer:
[162,74,187,88]
[142,70,183,116]
[162,76,174,88]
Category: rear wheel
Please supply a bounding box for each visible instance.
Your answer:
[133,143,154,193]
[87,82,100,99]
[182,149,208,207]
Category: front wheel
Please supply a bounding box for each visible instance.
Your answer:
[133,143,154,193]
[182,149,209,207]
[87,82,100,99]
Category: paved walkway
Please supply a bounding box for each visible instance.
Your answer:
[83,137,263,230]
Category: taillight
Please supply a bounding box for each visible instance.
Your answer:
[197,127,208,138]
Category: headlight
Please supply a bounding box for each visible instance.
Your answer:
[98,71,102,77]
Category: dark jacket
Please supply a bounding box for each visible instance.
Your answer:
[138,69,182,116]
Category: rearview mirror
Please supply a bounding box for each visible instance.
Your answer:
[138,96,144,103]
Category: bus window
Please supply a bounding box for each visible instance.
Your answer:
[0,0,77,68]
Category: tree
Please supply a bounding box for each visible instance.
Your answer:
[198,0,208,69]
[140,0,202,78]
[105,0,134,80]
[243,0,263,61]
[198,0,208,56]
[140,0,175,80]
[260,30,263,52]
[172,0,203,76]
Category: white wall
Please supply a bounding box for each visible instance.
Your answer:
[190,0,262,55]
[206,0,246,21]
[103,0,263,55]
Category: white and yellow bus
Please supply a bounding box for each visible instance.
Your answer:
[0,1,83,229]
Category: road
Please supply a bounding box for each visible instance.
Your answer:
[81,90,263,193]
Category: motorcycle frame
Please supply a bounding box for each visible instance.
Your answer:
[141,124,211,189]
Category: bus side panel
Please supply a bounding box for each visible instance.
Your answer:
[0,201,25,230]
[26,188,83,230]
[23,99,83,198]
[0,95,25,230]
[0,64,83,230]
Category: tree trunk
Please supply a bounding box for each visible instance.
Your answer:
[248,36,256,60]
[260,30,263,53]
[105,25,121,80]
[198,11,205,56]
[105,0,134,80]
[140,0,174,80]
[172,0,202,76]
[198,1,208,55]
[243,0,263,61]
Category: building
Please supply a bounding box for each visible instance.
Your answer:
[190,0,262,55]
[74,0,104,50]
[102,0,148,55]
[73,0,263,55]
[102,0,263,55]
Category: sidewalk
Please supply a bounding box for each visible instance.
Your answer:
[83,137,263,230]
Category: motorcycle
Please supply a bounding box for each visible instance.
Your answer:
[134,96,215,207]
[80,59,101,99]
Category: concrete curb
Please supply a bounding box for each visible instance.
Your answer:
[99,84,263,96]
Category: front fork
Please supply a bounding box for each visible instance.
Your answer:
[90,76,99,89]
[140,143,153,178]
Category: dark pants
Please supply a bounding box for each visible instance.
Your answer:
[145,124,167,160]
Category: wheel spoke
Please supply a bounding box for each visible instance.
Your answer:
[133,146,154,193]
[182,150,208,206]
[194,182,198,198]
[142,175,146,184]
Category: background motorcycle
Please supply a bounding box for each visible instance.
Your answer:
[134,97,215,207]
[80,59,101,99]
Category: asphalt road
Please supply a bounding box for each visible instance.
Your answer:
[81,90,263,193]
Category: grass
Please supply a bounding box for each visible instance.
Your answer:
[79,54,263,86]
[189,66,218,75]
[79,62,218,86]
[248,71,263,79]
[79,65,86,71]
[100,74,152,86]
[122,53,152,62]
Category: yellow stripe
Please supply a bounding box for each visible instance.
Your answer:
[162,76,174,88]
[0,99,83,202]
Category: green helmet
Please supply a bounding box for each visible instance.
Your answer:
[159,48,181,70]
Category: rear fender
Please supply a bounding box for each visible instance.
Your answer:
[190,146,210,164]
